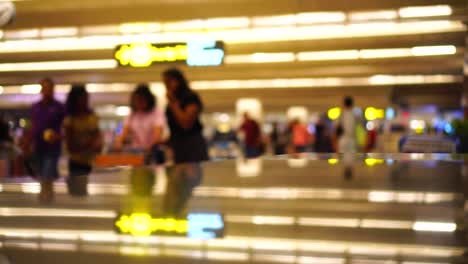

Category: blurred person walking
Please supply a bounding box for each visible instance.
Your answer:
[63,84,102,196]
[30,78,65,202]
[115,84,166,164]
[291,119,310,153]
[336,96,360,153]
[314,122,333,153]
[239,112,262,158]
[162,68,208,215]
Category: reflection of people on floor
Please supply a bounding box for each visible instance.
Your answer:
[163,164,202,216]
[162,68,208,216]
[64,84,102,196]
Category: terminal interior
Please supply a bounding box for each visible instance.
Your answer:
[0,1,467,264]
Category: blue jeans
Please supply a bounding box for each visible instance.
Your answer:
[37,152,60,180]
[244,146,261,158]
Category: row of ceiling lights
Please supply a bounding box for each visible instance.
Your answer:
[0,5,454,40]
[0,74,459,95]
[0,45,458,73]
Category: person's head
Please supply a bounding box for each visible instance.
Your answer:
[344,96,354,109]
[243,112,251,121]
[162,68,191,96]
[40,78,55,102]
[66,84,90,116]
[131,84,156,113]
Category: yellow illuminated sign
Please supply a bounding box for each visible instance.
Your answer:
[364,107,385,121]
[115,213,188,237]
[328,107,341,120]
[114,40,225,67]
[115,43,188,67]
[328,158,339,165]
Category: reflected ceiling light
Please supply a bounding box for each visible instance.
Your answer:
[298,256,345,264]
[296,12,346,24]
[297,50,359,61]
[412,221,457,232]
[80,25,119,36]
[359,48,411,58]
[251,52,295,63]
[0,59,117,72]
[119,22,161,34]
[0,207,116,218]
[399,5,452,18]
[162,19,204,31]
[3,28,39,39]
[252,15,296,27]
[40,27,78,38]
[0,85,3,94]
[350,10,398,21]
[204,17,250,29]
[411,45,456,56]
[20,84,41,94]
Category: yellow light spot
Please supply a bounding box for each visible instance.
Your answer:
[365,158,384,167]
[328,158,339,165]
[115,213,189,237]
[365,107,385,121]
[328,107,341,120]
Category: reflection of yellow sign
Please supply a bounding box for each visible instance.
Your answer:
[115,43,188,67]
[365,158,384,167]
[115,214,188,236]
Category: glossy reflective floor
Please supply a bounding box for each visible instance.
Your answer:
[0,154,466,264]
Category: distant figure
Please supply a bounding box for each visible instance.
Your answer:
[115,84,166,164]
[337,96,358,153]
[291,119,309,153]
[64,84,102,196]
[270,122,286,155]
[239,112,262,158]
[162,68,208,215]
[314,122,333,153]
[30,78,65,202]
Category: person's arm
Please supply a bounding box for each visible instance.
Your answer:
[150,110,165,146]
[168,102,200,130]
[114,116,130,150]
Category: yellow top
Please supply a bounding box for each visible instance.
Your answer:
[63,114,99,165]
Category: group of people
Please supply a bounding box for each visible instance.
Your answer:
[239,96,369,158]
[27,68,208,203]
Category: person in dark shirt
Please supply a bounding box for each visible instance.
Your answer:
[239,112,262,158]
[162,68,208,216]
[30,78,65,181]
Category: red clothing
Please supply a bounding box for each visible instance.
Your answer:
[240,119,261,147]
[292,124,309,146]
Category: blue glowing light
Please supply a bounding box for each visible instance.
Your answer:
[386,108,395,120]
[443,123,453,134]
[187,213,224,239]
[187,40,224,67]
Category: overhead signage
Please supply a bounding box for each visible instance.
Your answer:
[114,40,225,68]
[115,213,224,239]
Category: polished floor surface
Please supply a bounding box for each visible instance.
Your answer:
[0,154,466,264]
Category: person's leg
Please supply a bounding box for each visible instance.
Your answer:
[67,160,92,196]
[38,153,59,203]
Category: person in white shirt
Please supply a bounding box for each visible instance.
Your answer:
[338,96,358,153]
